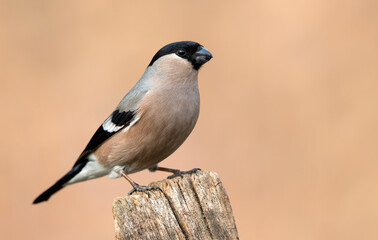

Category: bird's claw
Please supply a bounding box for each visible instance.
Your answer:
[128,184,162,197]
[167,168,201,179]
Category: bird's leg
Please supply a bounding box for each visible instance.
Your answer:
[148,165,201,179]
[121,171,161,197]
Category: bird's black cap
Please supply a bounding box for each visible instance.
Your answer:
[148,41,212,70]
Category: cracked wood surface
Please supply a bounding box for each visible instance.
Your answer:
[112,170,239,240]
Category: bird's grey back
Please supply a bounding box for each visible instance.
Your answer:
[116,69,153,112]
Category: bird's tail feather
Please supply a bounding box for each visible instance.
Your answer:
[33,162,87,204]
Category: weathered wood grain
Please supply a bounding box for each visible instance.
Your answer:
[113,170,239,240]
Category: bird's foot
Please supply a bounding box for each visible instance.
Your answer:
[148,165,201,179]
[128,183,162,197]
[167,168,201,179]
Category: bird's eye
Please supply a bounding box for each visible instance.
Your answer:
[177,49,186,56]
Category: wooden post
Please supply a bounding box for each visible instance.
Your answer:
[112,170,239,239]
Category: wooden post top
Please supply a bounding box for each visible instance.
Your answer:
[113,170,239,240]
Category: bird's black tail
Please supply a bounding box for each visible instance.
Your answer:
[33,161,87,204]
[33,180,65,204]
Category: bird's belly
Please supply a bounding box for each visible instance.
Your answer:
[95,95,199,173]
[126,120,195,173]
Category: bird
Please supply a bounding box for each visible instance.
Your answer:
[33,41,213,204]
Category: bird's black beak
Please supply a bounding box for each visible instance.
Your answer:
[194,47,213,66]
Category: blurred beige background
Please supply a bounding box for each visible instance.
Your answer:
[1,0,378,239]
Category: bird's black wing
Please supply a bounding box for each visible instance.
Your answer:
[74,110,135,166]
[85,110,135,152]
